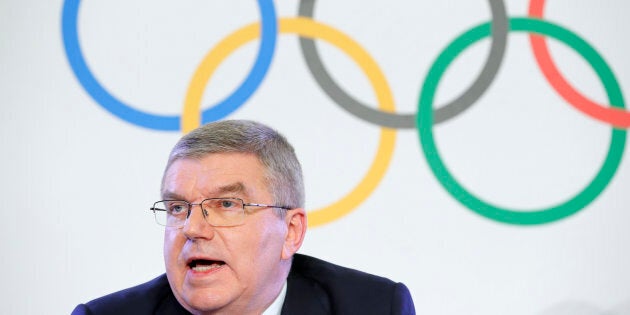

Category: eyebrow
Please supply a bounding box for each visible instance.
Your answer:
[214,182,247,196]
[161,191,186,200]
[161,182,248,200]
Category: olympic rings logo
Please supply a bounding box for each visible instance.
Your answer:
[62,0,627,226]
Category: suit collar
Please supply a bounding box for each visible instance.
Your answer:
[281,255,331,315]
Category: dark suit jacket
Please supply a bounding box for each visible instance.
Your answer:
[71,254,415,314]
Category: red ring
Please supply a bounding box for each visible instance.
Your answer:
[528,0,630,128]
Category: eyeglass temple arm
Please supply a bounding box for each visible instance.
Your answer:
[243,203,292,210]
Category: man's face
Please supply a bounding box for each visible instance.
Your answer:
[162,153,295,314]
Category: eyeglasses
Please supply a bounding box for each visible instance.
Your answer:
[150,197,292,227]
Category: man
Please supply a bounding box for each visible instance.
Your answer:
[72,120,415,314]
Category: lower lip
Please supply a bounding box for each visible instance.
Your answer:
[187,264,226,277]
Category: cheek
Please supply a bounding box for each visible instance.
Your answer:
[164,229,184,269]
[240,221,287,262]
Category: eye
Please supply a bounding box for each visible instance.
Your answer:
[203,198,242,211]
[220,199,236,209]
[166,201,188,215]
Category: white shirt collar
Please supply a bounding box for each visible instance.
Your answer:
[261,281,288,315]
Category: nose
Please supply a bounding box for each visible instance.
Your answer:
[182,203,214,239]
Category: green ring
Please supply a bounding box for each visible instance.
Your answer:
[417,17,626,225]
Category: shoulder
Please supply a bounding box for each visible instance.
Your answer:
[71,274,189,315]
[287,254,415,314]
[290,253,394,288]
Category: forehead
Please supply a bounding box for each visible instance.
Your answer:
[161,152,268,199]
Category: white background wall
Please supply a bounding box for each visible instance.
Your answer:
[2,1,630,314]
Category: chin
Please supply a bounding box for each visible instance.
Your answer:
[179,287,236,314]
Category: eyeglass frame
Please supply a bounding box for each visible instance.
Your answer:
[150,197,293,228]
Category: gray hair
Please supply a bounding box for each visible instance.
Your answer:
[162,120,305,212]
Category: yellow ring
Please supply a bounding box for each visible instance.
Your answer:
[183,17,397,227]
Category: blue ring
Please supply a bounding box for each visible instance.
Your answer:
[61,0,277,131]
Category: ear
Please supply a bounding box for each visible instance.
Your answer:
[281,208,307,260]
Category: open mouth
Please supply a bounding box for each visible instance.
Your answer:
[188,259,226,272]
